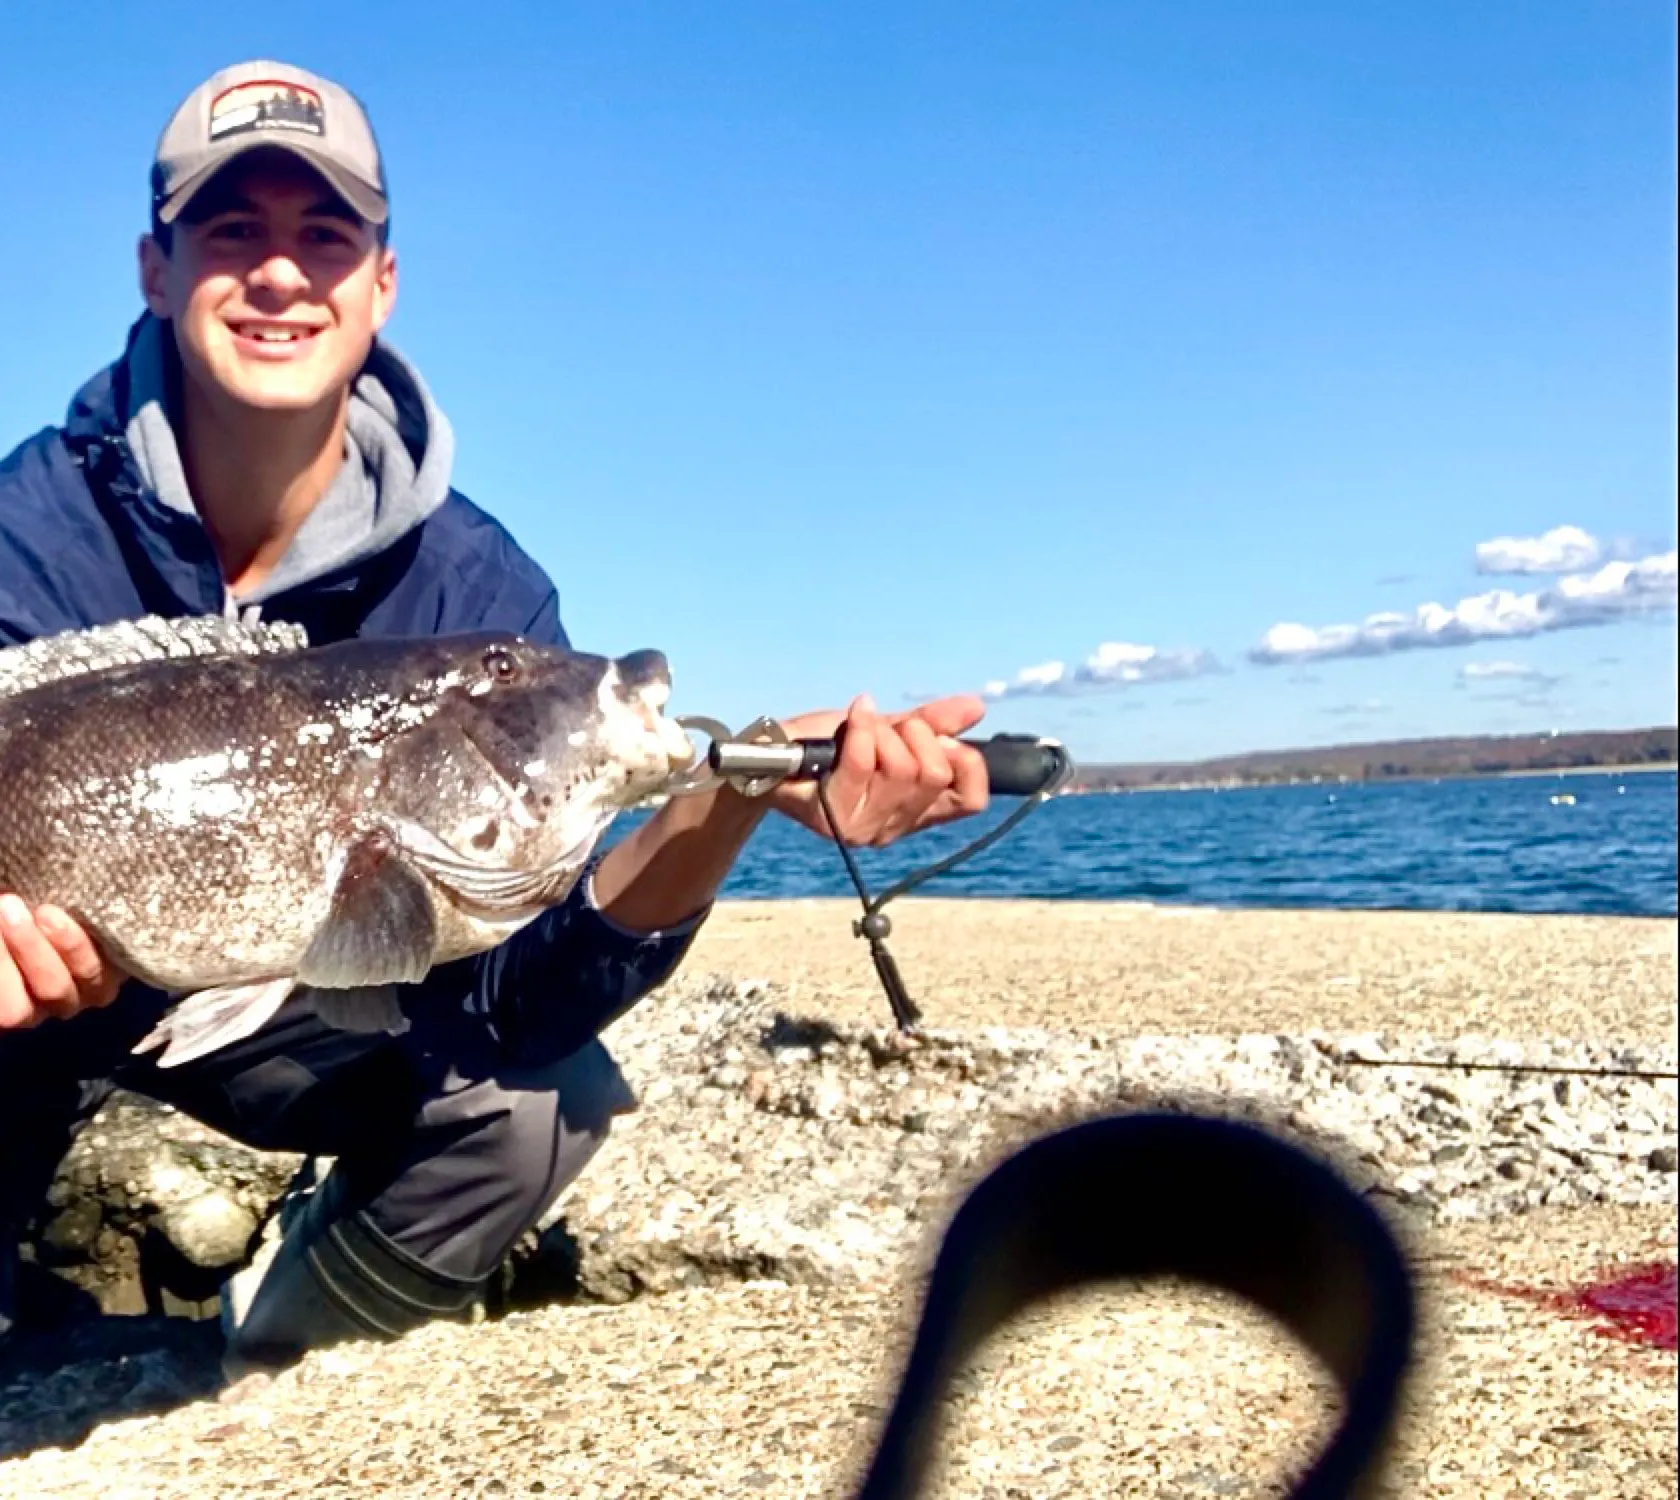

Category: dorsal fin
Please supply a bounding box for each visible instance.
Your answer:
[0,614,311,699]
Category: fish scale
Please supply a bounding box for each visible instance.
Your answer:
[0,615,691,1067]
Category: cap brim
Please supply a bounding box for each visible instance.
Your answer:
[156,137,388,227]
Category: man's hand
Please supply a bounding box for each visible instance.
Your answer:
[579,692,995,935]
[0,896,125,1029]
[766,693,992,847]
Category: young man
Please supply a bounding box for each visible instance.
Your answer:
[0,60,989,1377]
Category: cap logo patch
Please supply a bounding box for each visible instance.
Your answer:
[208,80,325,141]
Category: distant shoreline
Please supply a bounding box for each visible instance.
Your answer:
[1064,726,1678,795]
[1493,761,1678,780]
[1065,761,1679,795]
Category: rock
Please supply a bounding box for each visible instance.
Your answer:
[158,1193,259,1272]
[1647,1146,1678,1174]
[37,1201,104,1263]
[13,1095,303,1323]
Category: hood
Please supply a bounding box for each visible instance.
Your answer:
[65,313,456,608]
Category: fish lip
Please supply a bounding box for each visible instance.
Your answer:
[656,711,697,768]
[613,649,673,700]
[596,659,693,773]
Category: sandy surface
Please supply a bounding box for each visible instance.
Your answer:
[5,1204,1670,1499]
[683,898,1678,1044]
[1,900,1674,1498]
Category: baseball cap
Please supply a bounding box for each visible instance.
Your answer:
[151,59,389,227]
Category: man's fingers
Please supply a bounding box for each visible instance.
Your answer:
[0,940,38,1028]
[859,720,927,845]
[837,696,877,771]
[944,735,991,814]
[896,717,955,793]
[0,895,78,1014]
[888,694,986,740]
[832,695,880,825]
[872,715,924,791]
[37,906,114,999]
[766,692,993,848]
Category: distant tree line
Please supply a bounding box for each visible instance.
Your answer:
[1070,726,1679,792]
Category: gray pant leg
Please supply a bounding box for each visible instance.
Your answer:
[222,1037,634,1373]
[359,1037,634,1280]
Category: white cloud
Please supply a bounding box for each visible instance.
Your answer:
[982,641,1219,700]
[1250,550,1677,665]
[985,660,1066,697]
[1461,660,1533,680]
[1475,525,1601,575]
[1458,660,1559,685]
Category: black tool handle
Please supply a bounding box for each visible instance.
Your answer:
[791,731,1069,797]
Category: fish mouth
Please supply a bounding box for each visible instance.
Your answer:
[640,696,697,771]
[655,712,697,770]
[614,649,672,699]
[607,651,694,771]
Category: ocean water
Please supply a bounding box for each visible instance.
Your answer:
[603,769,1678,918]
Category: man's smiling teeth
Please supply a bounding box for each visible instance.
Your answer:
[232,324,317,343]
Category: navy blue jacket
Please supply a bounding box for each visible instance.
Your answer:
[0,336,701,1069]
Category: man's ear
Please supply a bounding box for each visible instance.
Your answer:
[371,244,398,334]
[138,233,172,319]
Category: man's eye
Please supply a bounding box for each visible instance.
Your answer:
[206,220,260,242]
[303,224,356,248]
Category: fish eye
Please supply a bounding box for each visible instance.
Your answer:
[483,646,521,684]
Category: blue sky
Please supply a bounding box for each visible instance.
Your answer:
[0,3,1673,764]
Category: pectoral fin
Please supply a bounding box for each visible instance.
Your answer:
[306,984,412,1037]
[132,977,301,1069]
[128,835,436,1070]
[297,833,439,988]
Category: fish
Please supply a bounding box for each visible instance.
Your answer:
[0,614,696,1068]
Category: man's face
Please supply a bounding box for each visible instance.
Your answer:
[139,149,397,415]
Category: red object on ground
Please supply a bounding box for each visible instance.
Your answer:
[1556,1262,1678,1351]
[1465,1261,1677,1352]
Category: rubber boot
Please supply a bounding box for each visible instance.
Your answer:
[219,1159,487,1382]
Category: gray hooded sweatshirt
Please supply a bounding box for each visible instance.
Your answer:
[116,312,457,616]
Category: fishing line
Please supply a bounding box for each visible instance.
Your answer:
[1341,1055,1678,1083]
